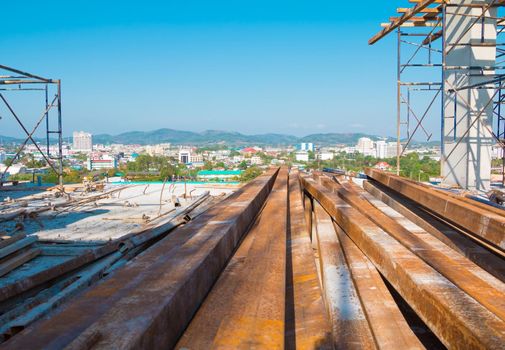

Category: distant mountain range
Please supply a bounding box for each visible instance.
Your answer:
[1,128,402,146]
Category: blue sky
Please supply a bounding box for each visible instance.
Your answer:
[0,1,437,138]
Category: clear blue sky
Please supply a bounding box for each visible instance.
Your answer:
[1,1,435,138]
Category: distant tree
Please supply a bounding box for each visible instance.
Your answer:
[215,161,226,169]
[239,167,262,182]
[238,160,248,170]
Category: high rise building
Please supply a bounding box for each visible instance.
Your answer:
[73,131,93,152]
[298,143,314,152]
[356,137,374,156]
[386,142,402,158]
[375,140,387,159]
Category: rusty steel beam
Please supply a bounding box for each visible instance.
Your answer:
[285,171,333,349]
[365,169,505,251]
[2,169,279,350]
[333,223,424,349]
[0,241,122,303]
[319,177,505,323]
[177,168,289,349]
[301,176,505,349]
[363,180,505,281]
[312,201,377,349]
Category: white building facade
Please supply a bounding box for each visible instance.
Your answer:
[73,131,93,153]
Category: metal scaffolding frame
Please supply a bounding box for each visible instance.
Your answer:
[0,64,63,188]
[371,0,505,186]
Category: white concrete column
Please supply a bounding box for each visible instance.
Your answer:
[443,0,496,191]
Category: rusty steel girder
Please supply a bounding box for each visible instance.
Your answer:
[319,177,505,323]
[301,176,505,349]
[285,171,333,349]
[362,180,505,282]
[177,167,289,349]
[312,201,377,349]
[332,223,424,349]
[2,168,279,350]
[365,169,505,251]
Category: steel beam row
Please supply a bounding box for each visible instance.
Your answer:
[301,176,505,349]
[365,168,505,251]
[2,168,280,349]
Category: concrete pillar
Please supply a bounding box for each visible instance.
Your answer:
[443,0,496,191]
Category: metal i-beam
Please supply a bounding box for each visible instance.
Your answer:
[177,168,289,349]
[2,169,279,350]
[362,180,505,281]
[301,176,505,349]
[322,178,505,322]
[285,171,333,349]
[365,169,505,251]
[312,201,377,349]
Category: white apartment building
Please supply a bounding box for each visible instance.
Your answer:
[250,156,263,165]
[386,142,402,158]
[73,131,93,152]
[0,151,6,163]
[146,143,171,156]
[316,152,334,161]
[86,153,117,170]
[376,140,387,159]
[190,154,204,163]
[295,151,309,162]
[356,137,375,156]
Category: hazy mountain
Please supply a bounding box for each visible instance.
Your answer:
[1,128,405,146]
[90,129,383,146]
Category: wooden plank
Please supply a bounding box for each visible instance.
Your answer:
[389,16,439,22]
[369,0,438,44]
[381,22,441,28]
[0,249,40,277]
[409,0,442,3]
[397,7,440,14]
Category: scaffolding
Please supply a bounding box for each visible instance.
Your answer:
[0,65,63,188]
[371,0,505,187]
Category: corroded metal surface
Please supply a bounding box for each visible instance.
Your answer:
[285,171,333,349]
[301,176,505,349]
[333,223,424,350]
[312,201,376,349]
[2,169,279,350]
[177,167,289,349]
[362,180,505,282]
[320,177,505,323]
[365,169,505,251]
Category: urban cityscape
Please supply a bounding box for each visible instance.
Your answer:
[0,129,481,184]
